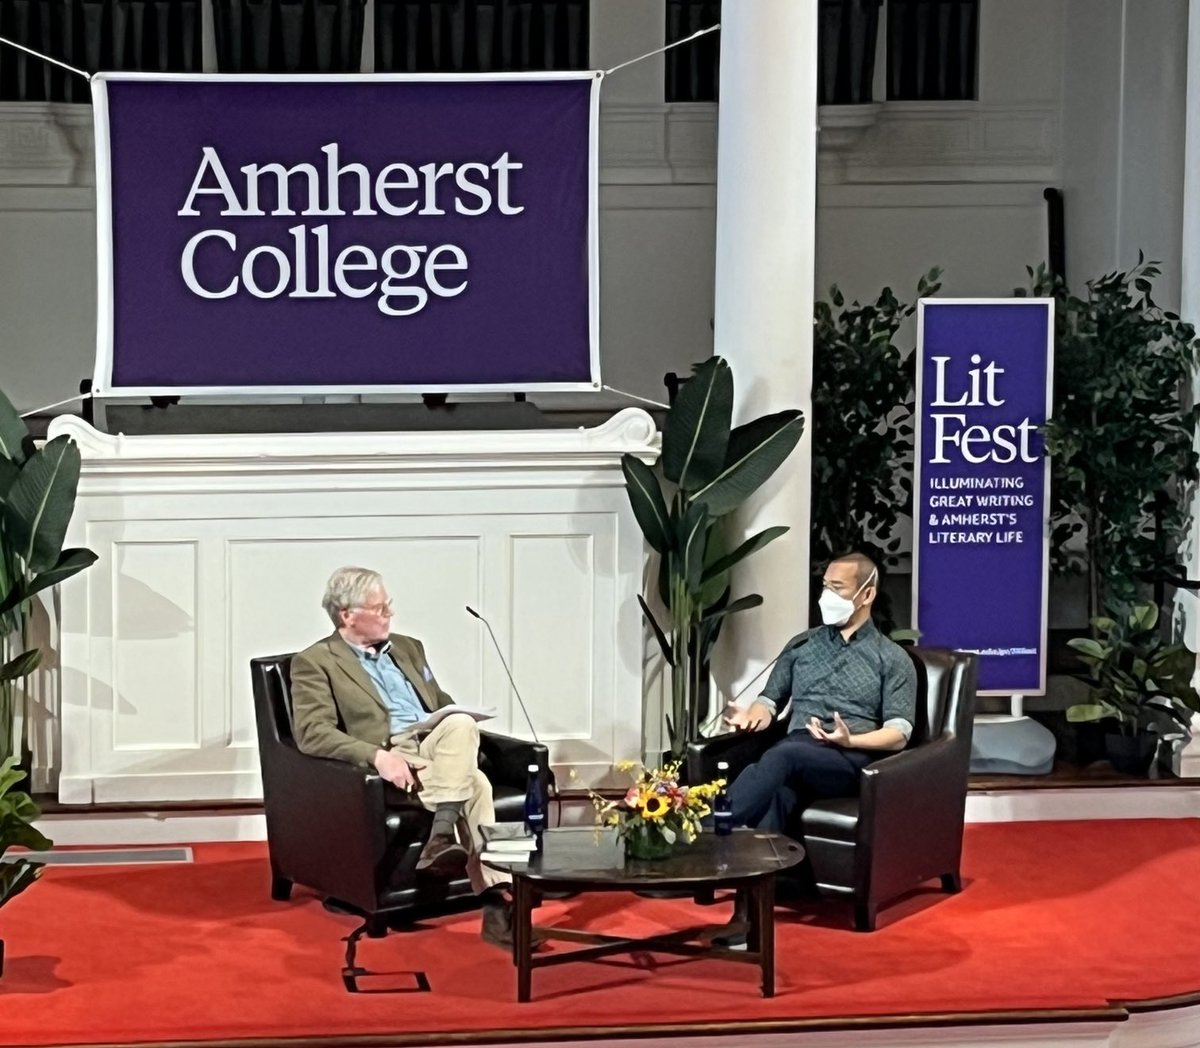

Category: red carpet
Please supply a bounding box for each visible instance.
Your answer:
[2,819,1199,1046]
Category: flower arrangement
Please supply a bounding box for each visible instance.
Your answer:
[591,760,726,860]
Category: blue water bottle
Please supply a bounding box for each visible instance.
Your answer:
[524,763,546,840]
[713,760,733,836]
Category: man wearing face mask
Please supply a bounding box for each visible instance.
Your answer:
[721,551,918,833]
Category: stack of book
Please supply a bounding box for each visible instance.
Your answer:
[478,823,539,864]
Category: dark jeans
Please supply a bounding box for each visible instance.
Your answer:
[728,731,876,832]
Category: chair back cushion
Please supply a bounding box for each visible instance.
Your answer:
[250,654,297,749]
[906,646,958,746]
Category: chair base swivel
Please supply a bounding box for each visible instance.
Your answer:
[270,874,293,901]
[941,872,963,893]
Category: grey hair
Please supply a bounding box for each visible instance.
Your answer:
[322,566,383,626]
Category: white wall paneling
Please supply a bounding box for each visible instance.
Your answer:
[48,410,658,803]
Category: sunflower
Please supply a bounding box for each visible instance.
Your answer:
[641,793,670,821]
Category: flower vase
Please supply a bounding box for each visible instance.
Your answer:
[623,819,673,861]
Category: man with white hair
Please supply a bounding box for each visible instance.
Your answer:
[290,566,513,948]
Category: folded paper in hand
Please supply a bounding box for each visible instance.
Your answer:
[480,823,539,852]
[410,705,497,734]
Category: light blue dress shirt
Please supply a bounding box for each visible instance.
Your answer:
[350,642,426,734]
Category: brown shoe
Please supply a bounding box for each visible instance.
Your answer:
[481,898,513,949]
[415,832,468,879]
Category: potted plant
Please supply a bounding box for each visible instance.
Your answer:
[1066,602,1198,775]
[0,756,52,976]
[0,390,97,766]
[810,268,942,631]
[1022,257,1200,619]
[621,356,804,759]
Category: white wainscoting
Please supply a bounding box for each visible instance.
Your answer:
[48,409,658,804]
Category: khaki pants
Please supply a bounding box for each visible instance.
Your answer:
[390,712,507,892]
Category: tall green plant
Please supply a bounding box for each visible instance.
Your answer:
[0,757,51,915]
[622,357,804,758]
[0,391,97,764]
[1020,257,1200,617]
[810,269,942,628]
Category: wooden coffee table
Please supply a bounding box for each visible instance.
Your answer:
[483,826,804,1001]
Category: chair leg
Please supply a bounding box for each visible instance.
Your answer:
[693,886,717,906]
[270,874,293,901]
[853,901,877,932]
[941,872,963,894]
[365,916,389,939]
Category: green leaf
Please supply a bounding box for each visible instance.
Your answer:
[661,357,733,492]
[0,649,41,682]
[700,525,789,583]
[0,547,98,618]
[692,410,805,517]
[621,455,672,555]
[3,435,83,575]
[1065,703,1109,723]
[637,595,674,667]
[1067,637,1106,660]
[699,593,763,625]
[676,500,709,594]
[0,389,30,468]
[0,860,44,908]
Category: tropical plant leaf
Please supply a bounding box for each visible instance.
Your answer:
[676,500,709,595]
[3,435,83,575]
[0,456,19,500]
[621,454,671,555]
[0,755,29,797]
[691,410,805,517]
[661,357,733,492]
[698,593,763,625]
[0,812,51,859]
[0,389,29,468]
[701,525,789,583]
[0,649,41,682]
[637,595,674,666]
[0,547,98,618]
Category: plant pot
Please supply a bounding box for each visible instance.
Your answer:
[622,821,674,862]
[1073,718,1121,766]
[1104,732,1158,777]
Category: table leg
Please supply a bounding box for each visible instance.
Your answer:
[513,876,533,1002]
[754,874,776,998]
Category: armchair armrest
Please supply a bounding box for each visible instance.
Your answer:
[479,730,550,792]
[685,720,785,784]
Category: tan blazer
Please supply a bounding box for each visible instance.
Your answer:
[290,631,455,767]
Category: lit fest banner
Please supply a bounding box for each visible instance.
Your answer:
[91,74,601,395]
[912,300,1054,694]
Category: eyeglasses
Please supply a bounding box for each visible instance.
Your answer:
[356,600,393,617]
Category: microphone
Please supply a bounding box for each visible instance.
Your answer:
[465,605,541,746]
[698,632,811,737]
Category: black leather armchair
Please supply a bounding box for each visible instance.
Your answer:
[686,646,977,931]
[251,654,549,935]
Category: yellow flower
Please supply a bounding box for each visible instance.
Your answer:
[641,793,670,821]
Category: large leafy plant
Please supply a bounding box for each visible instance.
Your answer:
[1066,602,1198,737]
[0,391,97,765]
[810,269,942,629]
[1020,257,1200,616]
[621,356,804,758]
[0,756,51,914]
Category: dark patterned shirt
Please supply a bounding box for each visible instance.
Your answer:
[756,620,917,739]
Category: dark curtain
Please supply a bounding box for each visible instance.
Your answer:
[0,0,201,101]
[213,0,366,73]
[374,0,587,74]
[887,0,978,100]
[818,0,881,105]
[664,0,718,103]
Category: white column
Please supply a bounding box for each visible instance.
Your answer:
[710,3,818,698]
[1180,0,1200,656]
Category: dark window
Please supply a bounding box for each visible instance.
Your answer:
[0,0,202,101]
[213,0,367,73]
[886,0,978,101]
[664,0,719,103]
[374,0,588,74]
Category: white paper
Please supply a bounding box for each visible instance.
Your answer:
[409,705,496,734]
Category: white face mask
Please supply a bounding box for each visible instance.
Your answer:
[818,569,877,627]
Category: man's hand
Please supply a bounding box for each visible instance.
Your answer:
[723,700,774,732]
[373,749,424,790]
[807,711,853,747]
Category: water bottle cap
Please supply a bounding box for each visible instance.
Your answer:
[527,764,539,773]
[717,760,729,770]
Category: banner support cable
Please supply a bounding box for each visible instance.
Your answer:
[0,34,92,81]
[603,24,720,78]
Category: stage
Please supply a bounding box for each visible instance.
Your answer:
[2,818,1199,1048]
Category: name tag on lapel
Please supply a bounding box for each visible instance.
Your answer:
[421,665,434,682]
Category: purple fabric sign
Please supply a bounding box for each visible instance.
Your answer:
[912,300,1054,693]
[92,74,599,393]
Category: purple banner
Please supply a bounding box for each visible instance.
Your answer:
[912,300,1054,693]
[93,75,599,393]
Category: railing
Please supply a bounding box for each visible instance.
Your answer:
[213,0,366,73]
[0,0,202,101]
[886,0,978,101]
[374,0,588,74]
